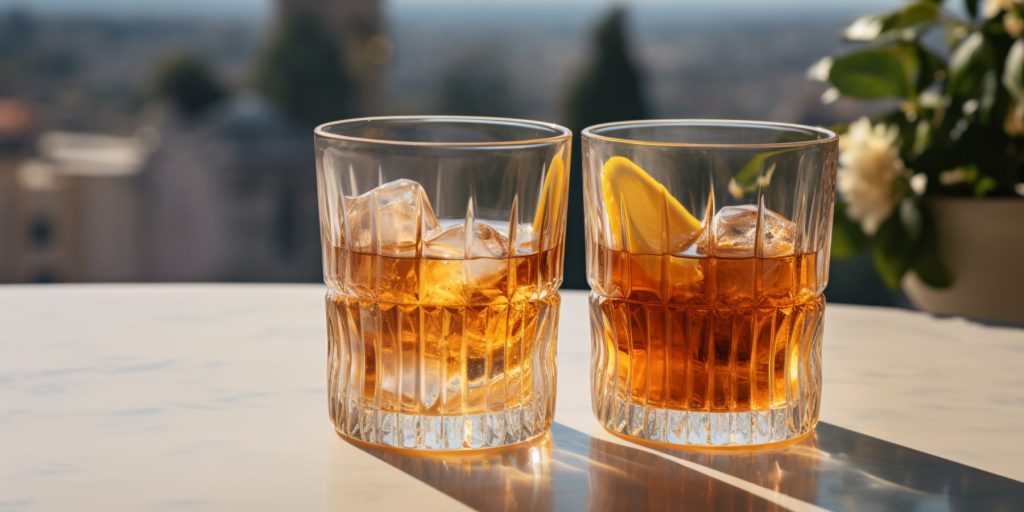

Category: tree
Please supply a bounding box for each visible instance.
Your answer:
[151,53,227,117]
[255,12,356,126]
[561,7,651,289]
[564,7,650,131]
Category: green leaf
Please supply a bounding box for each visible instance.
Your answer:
[966,0,978,18]
[948,32,993,98]
[899,198,923,243]
[1003,39,1024,100]
[872,214,915,289]
[844,2,939,42]
[829,46,919,99]
[979,70,999,124]
[911,205,952,287]
[831,202,869,259]
[730,149,790,197]
[974,176,998,196]
[915,43,946,92]
[912,119,933,156]
[963,164,981,182]
[881,2,940,32]
[873,110,917,162]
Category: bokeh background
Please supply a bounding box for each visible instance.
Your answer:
[0,0,903,305]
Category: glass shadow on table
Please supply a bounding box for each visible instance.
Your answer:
[338,422,1024,511]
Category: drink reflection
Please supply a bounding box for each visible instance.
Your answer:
[348,434,555,511]
[334,423,1024,510]
[651,432,823,501]
[585,432,791,510]
[340,424,780,511]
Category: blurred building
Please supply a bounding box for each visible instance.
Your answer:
[139,92,320,282]
[0,93,320,284]
[8,131,149,282]
[277,0,387,111]
[0,100,36,282]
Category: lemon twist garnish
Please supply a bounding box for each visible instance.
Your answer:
[601,156,702,254]
[532,152,567,235]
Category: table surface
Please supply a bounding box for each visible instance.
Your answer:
[2,285,1023,511]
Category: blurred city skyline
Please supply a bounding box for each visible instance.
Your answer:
[0,0,896,133]
[0,0,901,303]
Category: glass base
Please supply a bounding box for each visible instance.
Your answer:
[330,400,552,451]
[595,395,816,447]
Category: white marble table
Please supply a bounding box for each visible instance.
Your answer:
[2,285,1023,511]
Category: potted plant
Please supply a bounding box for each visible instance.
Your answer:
[810,0,1024,323]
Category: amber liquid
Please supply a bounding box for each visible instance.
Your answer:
[591,245,824,414]
[326,244,561,418]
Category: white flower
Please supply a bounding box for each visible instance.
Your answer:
[806,57,832,82]
[844,16,884,41]
[909,173,928,195]
[820,87,840,105]
[837,117,906,235]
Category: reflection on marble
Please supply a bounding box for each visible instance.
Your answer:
[345,422,1024,511]
[343,424,774,511]
[345,435,557,511]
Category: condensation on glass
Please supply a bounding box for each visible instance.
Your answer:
[314,116,571,450]
[582,120,837,447]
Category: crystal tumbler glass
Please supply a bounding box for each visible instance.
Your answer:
[315,116,571,450]
[582,120,837,447]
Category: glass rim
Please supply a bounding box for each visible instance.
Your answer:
[581,119,838,149]
[313,115,572,148]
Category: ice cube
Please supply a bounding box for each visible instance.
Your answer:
[424,223,511,296]
[424,222,510,259]
[707,205,796,258]
[513,223,541,254]
[417,223,511,303]
[344,179,440,256]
